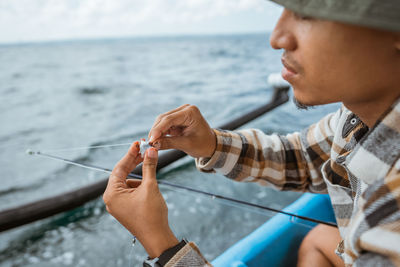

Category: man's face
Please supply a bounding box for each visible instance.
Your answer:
[270,9,400,108]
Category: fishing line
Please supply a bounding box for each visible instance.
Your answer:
[159,182,276,218]
[32,143,133,153]
[159,180,337,227]
[162,184,319,230]
[27,150,337,228]
[27,150,124,176]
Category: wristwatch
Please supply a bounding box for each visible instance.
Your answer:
[143,256,160,267]
[143,239,187,267]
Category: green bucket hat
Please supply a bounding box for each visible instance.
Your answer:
[269,0,400,32]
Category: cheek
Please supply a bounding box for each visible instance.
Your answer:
[305,37,345,83]
[293,51,338,102]
[308,55,349,91]
[296,23,397,104]
[295,37,357,103]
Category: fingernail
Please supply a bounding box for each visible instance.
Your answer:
[152,140,161,150]
[147,148,157,158]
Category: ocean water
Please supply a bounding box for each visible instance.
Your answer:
[0,34,340,266]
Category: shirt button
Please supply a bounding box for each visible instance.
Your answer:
[350,118,357,125]
[336,156,345,164]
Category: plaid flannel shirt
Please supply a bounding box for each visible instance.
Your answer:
[164,99,400,267]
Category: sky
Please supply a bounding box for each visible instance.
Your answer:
[0,0,283,44]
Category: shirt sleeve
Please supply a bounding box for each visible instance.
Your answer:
[164,242,212,267]
[346,172,400,266]
[195,108,343,193]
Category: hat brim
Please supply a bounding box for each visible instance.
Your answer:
[269,0,400,32]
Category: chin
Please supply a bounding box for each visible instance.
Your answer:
[292,87,316,106]
[292,86,334,107]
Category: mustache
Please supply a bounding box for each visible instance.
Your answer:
[282,52,304,74]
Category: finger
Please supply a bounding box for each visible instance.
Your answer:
[150,105,190,132]
[142,147,158,186]
[148,104,190,141]
[110,141,141,185]
[150,127,184,149]
[154,136,190,151]
[160,104,190,117]
[126,179,142,188]
[165,126,185,136]
[149,108,192,143]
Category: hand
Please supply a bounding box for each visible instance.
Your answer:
[103,142,179,258]
[148,104,216,158]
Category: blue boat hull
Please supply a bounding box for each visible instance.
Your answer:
[212,193,336,267]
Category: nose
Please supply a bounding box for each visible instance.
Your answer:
[270,9,297,51]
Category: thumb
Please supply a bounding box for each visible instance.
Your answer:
[142,147,158,185]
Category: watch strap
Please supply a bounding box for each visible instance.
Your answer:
[143,257,160,267]
[157,239,187,266]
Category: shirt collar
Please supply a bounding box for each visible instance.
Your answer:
[345,98,400,184]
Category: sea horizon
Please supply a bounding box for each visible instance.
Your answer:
[0,31,271,47]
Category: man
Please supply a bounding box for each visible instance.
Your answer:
[102,0,400,266]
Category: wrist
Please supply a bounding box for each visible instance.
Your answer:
[143,229,179,258]
[143,239,188,267]
[206,128,217,158]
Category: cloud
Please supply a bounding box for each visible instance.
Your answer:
[0,0,282,43]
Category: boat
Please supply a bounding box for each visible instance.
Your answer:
[212,193,336,267]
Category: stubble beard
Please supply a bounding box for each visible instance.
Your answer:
[293,97,314,110]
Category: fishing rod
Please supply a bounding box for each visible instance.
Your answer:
[29,150,337,227]
[0,80,291,232]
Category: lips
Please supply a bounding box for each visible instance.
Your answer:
[281,56,300,81]
[281,57,298,75]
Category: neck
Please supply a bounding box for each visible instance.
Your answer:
[344,93,399,128]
